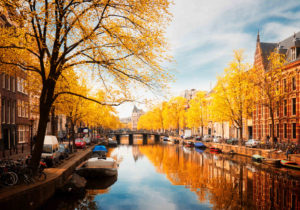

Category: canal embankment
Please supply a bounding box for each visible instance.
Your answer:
[0,147,93,209]
[202,142,300,162]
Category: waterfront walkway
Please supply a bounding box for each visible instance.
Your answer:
[0,147,93,209]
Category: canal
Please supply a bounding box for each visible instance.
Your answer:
[42,137,300,210]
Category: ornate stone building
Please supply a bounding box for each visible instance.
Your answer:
[253,32,300,143]
[131,105,144,131]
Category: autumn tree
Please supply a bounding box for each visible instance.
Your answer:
[252,51,286,142]
[162,96,187,134]
[212,50,256,144]
[186,91,208,137]
[0,0,172,171]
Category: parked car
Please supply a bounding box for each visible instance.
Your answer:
[227,138,239,145]
[41,135,62,167]
[75,139,86,149]
[58,144,70,160]
[83,136,91,145]
[213,136,222,143]
[162,136,169,141]
[245,139,260,148]
[183,135,193,140]
[202,135,213,142]
[195,136,202,141]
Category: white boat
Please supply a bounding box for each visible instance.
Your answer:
[76,157,118,178]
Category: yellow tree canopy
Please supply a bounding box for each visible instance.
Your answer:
[211,50,256,139]
[186,91,208,130]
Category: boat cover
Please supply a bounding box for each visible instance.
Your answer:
[93,145,107,152]
[194,142,206,148]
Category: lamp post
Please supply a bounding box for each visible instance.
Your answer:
[29,118,34,155]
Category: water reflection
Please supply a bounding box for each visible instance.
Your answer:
[139,144,300,210]
[42,144,300,210]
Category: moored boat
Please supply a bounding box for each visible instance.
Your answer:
[92,145,107,158]
[280,160,300,170]
[210,147,222,153]
[184,141,194,147]
[194,142,206,149]
[108,138,118,147]
[262,158,281,166]
[252,154,265,162]
[224,150,236,155]
[76,157,118,178]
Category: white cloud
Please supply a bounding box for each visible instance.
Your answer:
[117,0,300,118]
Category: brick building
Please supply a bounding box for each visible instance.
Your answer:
[0,8,30,156]
[0,71,30,153]
[253,32,300,143]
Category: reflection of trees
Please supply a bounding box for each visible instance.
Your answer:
[139,145,250,209]
[140,144,300,209]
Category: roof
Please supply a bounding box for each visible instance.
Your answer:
[257,31,300,70]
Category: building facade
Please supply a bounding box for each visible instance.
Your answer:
[0,71,30,152]
[253,32,300,143]
[131,105,144,131]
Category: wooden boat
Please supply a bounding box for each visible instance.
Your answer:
[252,154,265,162]
[184,141,194,147]
[76,157,118,178]
[210,147,222,153]
[224,150,236,155]
[194,142,206,148]
[262,158,281,166]
[280,160,300,170]
[108,138,118,147]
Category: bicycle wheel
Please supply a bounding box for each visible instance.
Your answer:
[9,172,18,185]
[36,172,47,181]
[3,172,16,186]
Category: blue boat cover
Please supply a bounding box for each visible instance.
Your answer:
[93,145,107,152]
[194,142,206,148]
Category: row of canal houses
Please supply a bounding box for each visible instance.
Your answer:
[195,32,300,144]
[0,9,70,158]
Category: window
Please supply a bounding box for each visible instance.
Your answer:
[283,79,287,92]
[7,101,10,124]
[17,100,21,117]
[277,102,279,117]
[276,124,279,138]
[22,101,25,117]
[292,77,296,90]
[18,125,25,143]
[7,76,10,91]
[276,81,279,91]
[17,77,20,92]
[5,75,8,89]
[12,101,15,124]
[284,124,287,138]
[284,100,287,116]
[292,98,296,115]
[269,124,272,136]
[291,48,296,60]
[2,99,5,123]
[12,77,15,92]
[2,74,5,88]
[292,123,296,139]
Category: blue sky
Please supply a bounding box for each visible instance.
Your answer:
[117,0,300,118]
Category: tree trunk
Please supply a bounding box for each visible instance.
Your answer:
[29,80,56,173]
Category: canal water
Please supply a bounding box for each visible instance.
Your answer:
[42,137,300,210]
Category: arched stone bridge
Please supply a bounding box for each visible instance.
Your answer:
[108,131,169,145]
